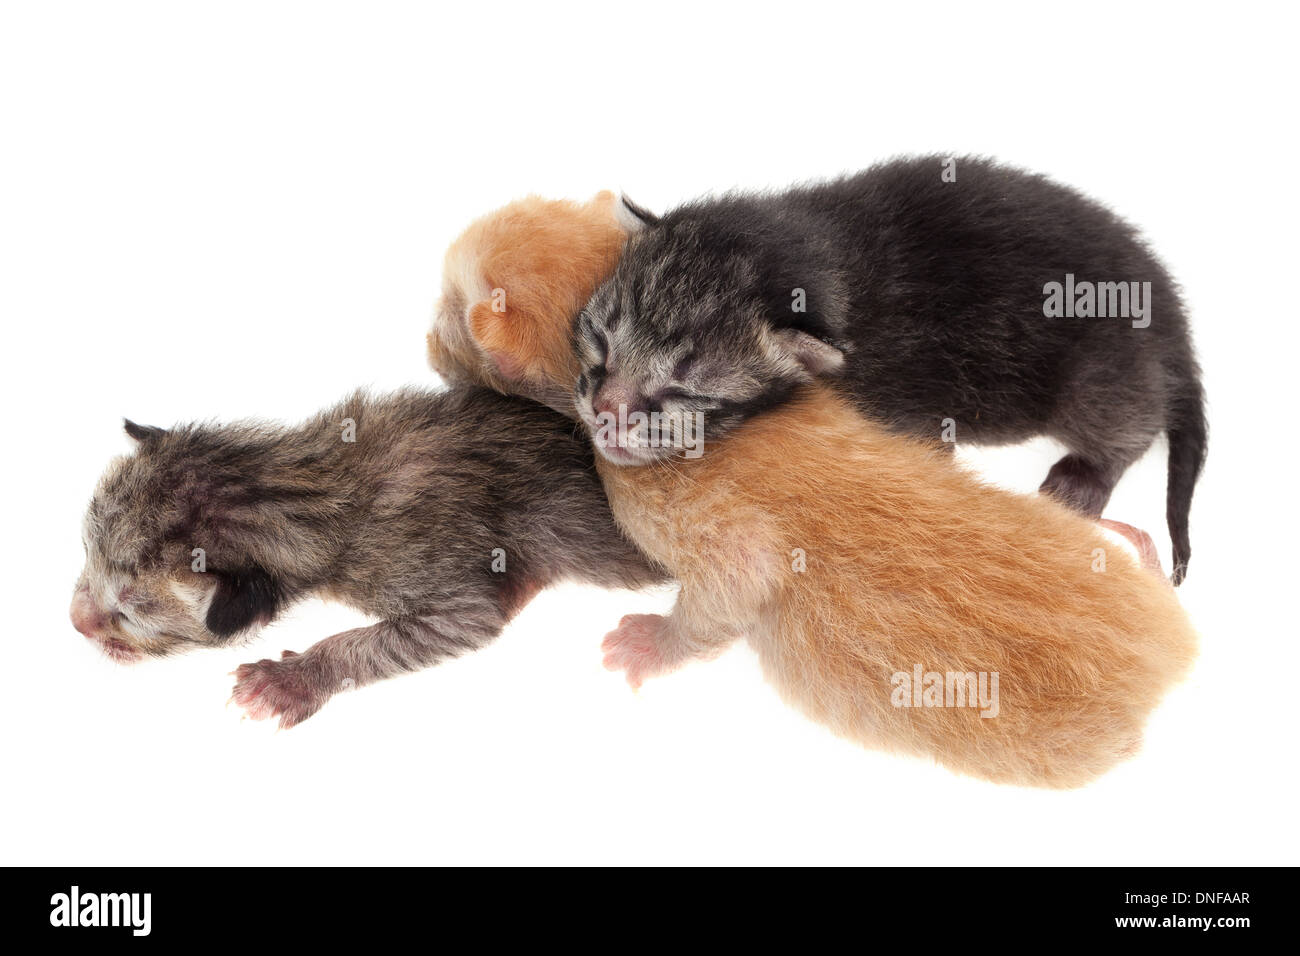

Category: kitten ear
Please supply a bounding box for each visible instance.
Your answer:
[204,565,282,639]
[123,419,167,444]
[768,328,846,377]
[467,299,530,383]
[616,194,659,232]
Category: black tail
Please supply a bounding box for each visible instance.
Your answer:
[1166,376,1207,586]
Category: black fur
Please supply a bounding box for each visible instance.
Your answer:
[576,156,1207,583]
[205,566,283,639]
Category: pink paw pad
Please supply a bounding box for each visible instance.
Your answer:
[601,614,671,689]
[230,655,325,729]
[1098,518,1164,575]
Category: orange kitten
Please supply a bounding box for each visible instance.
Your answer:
[590,388,1195,787]
[429,191,630,412]
[429,196,1198,788]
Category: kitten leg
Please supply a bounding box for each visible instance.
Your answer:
[602,593,744,689]
[1098,518,1164,575]
[232,614,501,728]
[1039,453,1123,518]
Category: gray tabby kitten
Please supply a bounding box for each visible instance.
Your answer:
[575,156,1207,583]
[71,387,666,726]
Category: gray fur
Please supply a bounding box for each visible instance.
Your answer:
[73,386,666,725]
[575,157,1207,583]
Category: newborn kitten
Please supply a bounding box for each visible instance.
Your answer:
[578,156,1207,583]
[429,190,631,415]
[430,198,1198,788]
[589,383,1197,787]
[71,387,665,726]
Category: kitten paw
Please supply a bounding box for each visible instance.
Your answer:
[602,614,672,689]
[231,655,329,729]
[1098,518,1163,574]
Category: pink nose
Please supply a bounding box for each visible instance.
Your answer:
[592,381,646,420]
[70,589,105,638]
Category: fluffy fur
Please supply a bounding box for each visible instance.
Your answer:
[437,193,1199,788]
[429,191,630,414]
[592,385,1197,788]
[71,387,665,726]
[576,157,1207,583]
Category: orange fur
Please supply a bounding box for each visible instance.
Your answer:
[431,196,1199,788]
[595,388,1196,787]
[428,191,627,407]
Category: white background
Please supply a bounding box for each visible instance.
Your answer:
[2,1,1296,865]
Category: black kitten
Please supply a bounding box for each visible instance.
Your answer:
[573,156,1207,584]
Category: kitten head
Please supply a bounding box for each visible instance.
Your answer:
[573,211,846,464]
[70,420,299,662]
[429,191,631,413]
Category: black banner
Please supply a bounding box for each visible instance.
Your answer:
[4,867,1280,944]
